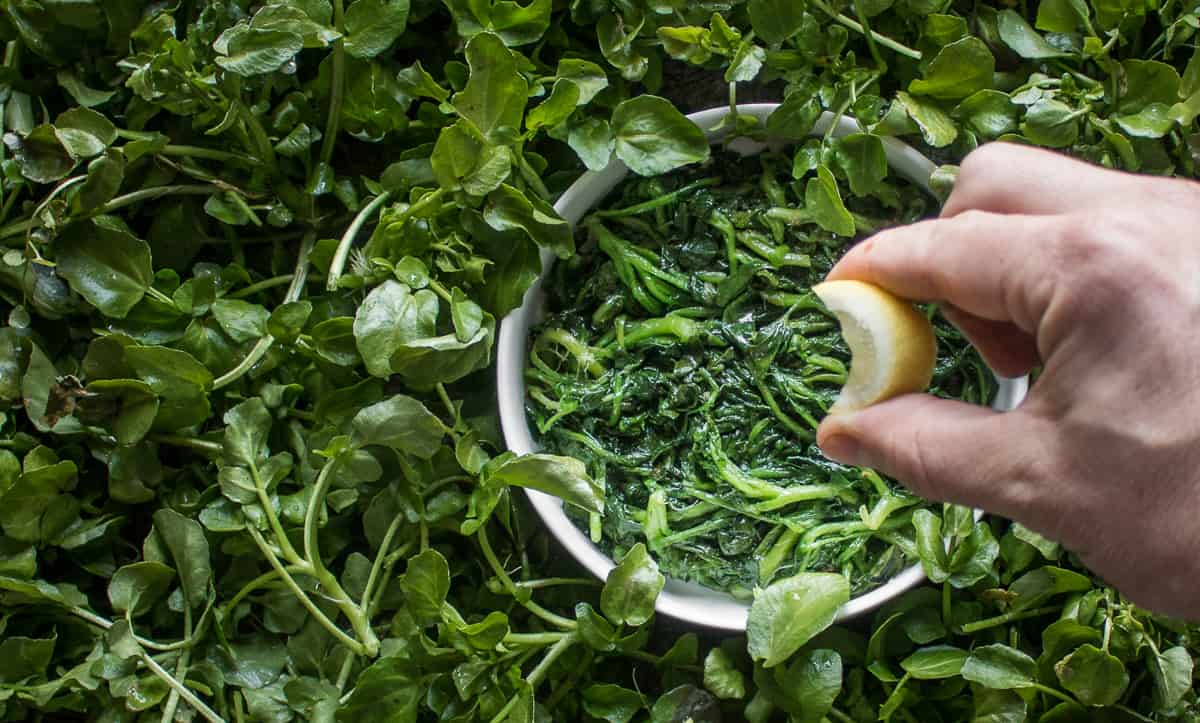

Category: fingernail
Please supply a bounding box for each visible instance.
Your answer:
[819,433,862,466]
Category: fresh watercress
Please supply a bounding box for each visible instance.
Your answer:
[0,0,1198,720]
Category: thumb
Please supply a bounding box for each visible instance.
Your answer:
[817,394,1040,518]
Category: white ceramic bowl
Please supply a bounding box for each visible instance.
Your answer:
[497,103,1029,631]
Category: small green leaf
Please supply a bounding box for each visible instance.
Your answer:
[909,37,995,100]
[748,0,808,44]
[611,96,710,176]
[149,508,212,609]
[400,548,451,625]
[350,394,445,457]
[747,572,849,668]
[1054,644,1128,707]
[108,561,175,617]
[600,543,665,626]
[1008,566,1092,611]
[901,645,968,680]
[568,117,615,171]
[55,221,154,319]
[805,165,855,237]
[483,184,573,258]
[485,453,604,514]
[344,0,409,58]
[556,59,609,105]
[453,32,528,142]
[833,133,888,197]
[215,26,304,76]
[650,684,720,723]
[961,644,1037,690]
[703,648,746,700]
[526,79,580,131]
[997,10,1070,59]
[582,683,646,723]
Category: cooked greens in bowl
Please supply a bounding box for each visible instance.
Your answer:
[524,147,998,599]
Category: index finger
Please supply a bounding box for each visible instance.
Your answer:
[827,210,1060,334]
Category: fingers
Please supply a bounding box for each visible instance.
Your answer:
[829,211,1060,333]
[942,142,1142,218]
[817,394,1045,521]
[939,305,1040,378]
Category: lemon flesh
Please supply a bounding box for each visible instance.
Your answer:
[812,280,937,413]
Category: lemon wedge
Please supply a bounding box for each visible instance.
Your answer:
[812,279,937,414]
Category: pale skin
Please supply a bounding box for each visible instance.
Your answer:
[816,142,1200,619]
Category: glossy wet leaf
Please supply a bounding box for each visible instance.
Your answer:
[350,394,445,457]
[1054,644,1128,706]
[55,221,154,319]
[485,453,603,514]
[600,543,665,626]
[747,572,849,668]
[611,96,710,176]
[961,644,1037,690]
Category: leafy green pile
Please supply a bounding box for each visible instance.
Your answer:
[527,147,995,598]
[0,0,1197,721]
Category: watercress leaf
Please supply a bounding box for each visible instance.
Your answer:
[267,300,312,343]
[483,183,573,258]
[948,522,999,587]
[485,453,603,514]
[582,683,646,723]
[556,59,609,105]
[352,280,438,377]
[0,460,78,543]
[56,70,116,108]
[336,656,421,721]
[703,647,746,700]
[601,542,665,626]
[55,220,154,318]
[900,645,968,680]
[568,117,615,171]
[909,37,995,100]
[343,0,409,58]
[450,288,484,342]
[0,632,56,683]
[150,508,212,608]
[108,561,175,617]
[894,91,960,147]
[526,79,580,132]
[956,90,1019,138]
[390,64,445,109]
[443,0,552,46]
[80,378,159,445]
[75,150,125,212]
[431,119,513,196]
[350,394,445,457]
[1054,644,1128,707]
[747,572,849,668]
[961,644,1037,689]
[1119,60,1182,113]
[454,33,528,142]
[997,10,1070,58]
[3,125,76,183]
[215,26,304,75]
[1035,0,1090,32]
[650,684,720,723]
[1008,566,1092,611]
[1115,104,1176,138]
[726,41,765,83]
[399,548,450,625]
[611,95,710,176]
[212,298,271,343]
[748,0,808,44]
[805,165,856,237]
[1146,645,1193,709]
[971,686,1027,723]
[1022,97,1081,148]
[833,133,888,196]
[597,12,649,82]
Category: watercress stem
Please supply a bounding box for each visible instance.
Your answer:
[149,434,223,457]
[213,232,314,390]
[246,526,367,656]
[326,191,392,291]
[319,0,347,172]
[957,605,1060,634]
[138,651,223,723]
[810,0,922,60]
[477,526,578,630]
[228,274,295,299]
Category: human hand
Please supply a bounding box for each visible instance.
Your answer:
[816,142,1200,618]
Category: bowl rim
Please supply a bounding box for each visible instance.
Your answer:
[496,103,1029,631]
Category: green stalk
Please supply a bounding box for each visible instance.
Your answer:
[809,0,922,60]
[318,0,347,172]
[213,232,315,390]
[957,605,1060,634]
[477,526,577,630]
[592,178,723,219]
[228,274,295,299]
[326,191,393,291]
[246,526,368,656]
[138,652,223,723]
